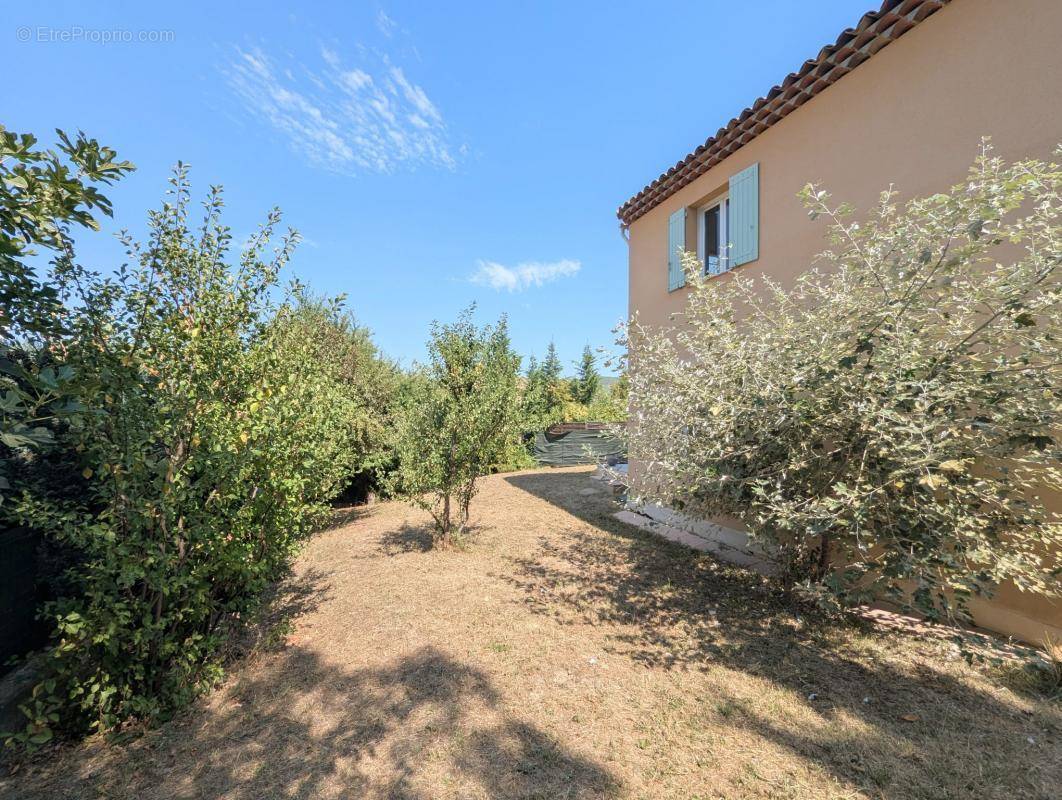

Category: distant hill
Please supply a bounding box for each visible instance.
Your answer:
[562,375,620,390]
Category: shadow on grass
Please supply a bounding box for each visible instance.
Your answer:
[380,522,437,554]
[4,597,617,800]
[320,505,375,533]
[379,522,488,557]
[2,646,618,800]
[222,568,335,659]
[503,470,1062,800]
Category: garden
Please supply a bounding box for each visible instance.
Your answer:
[3,468,1060,799]
[1,126,1060,799]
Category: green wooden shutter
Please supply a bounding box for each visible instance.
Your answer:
[728,163,759,267]
[667,207,686,291]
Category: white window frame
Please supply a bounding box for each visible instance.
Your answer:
[696,195,730,276]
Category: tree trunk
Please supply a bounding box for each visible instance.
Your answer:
[816,533,832,580]
[438,493,452,548]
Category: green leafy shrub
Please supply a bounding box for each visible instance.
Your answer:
[11,166,361,738]
[488,435,539,474]
[393,307,520,546]
[626,144,1061,626]
[520,342,564,431]
[278,298,402,498]
[560,379,628,425]
[1,126,133,492]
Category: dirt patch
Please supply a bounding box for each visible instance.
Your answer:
[3,466,1059,799]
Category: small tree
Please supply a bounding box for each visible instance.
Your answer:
[626,143,1061,626]
[573,344,601,405]
[395,307,520,546]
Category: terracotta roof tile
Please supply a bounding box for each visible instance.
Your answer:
[617,0,949,227]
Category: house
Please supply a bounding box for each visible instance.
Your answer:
[618,0,1062,643]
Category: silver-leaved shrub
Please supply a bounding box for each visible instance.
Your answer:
[625,143,1061,626]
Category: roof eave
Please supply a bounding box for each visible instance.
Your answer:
[616,0,948,227]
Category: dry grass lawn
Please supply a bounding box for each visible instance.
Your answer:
[2,466,1059,799]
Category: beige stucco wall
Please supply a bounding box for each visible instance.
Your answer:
[625,0,1062,644]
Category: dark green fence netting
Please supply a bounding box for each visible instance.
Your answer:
[532,425,625,466]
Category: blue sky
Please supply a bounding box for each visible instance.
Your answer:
[6,0,872,373]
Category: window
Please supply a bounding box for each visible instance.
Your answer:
[697,196,729,276]
[665,162,758,291]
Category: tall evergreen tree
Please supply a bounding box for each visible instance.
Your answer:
[521,355,549,426]
[541,341,562,384]
[574,344,600,404]
[539,340,570,415]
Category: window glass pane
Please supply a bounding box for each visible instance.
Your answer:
[705,206,719,258]
[704,205,720,274]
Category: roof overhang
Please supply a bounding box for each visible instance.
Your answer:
[616,0,950,228]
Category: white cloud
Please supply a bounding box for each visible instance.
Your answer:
[471,259,581,292]
[377,9,398,37]
[223,41,457,175]
[390,66,442,124]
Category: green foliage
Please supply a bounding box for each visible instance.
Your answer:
[556,371,628,426]
[488,434,539,474]
[280,298,402,487]
[519,344,566,430]
[543,345,570,413]
[573,345,600,405]
[10,165,362,738]
[0,127,133,489]
[591,377,629,423]
[609,371,629,408]
[626,143,1061,626]
[520,355,550,431]
[541,341,562,386]
[393,307,520,546]
[518,342,625,435]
